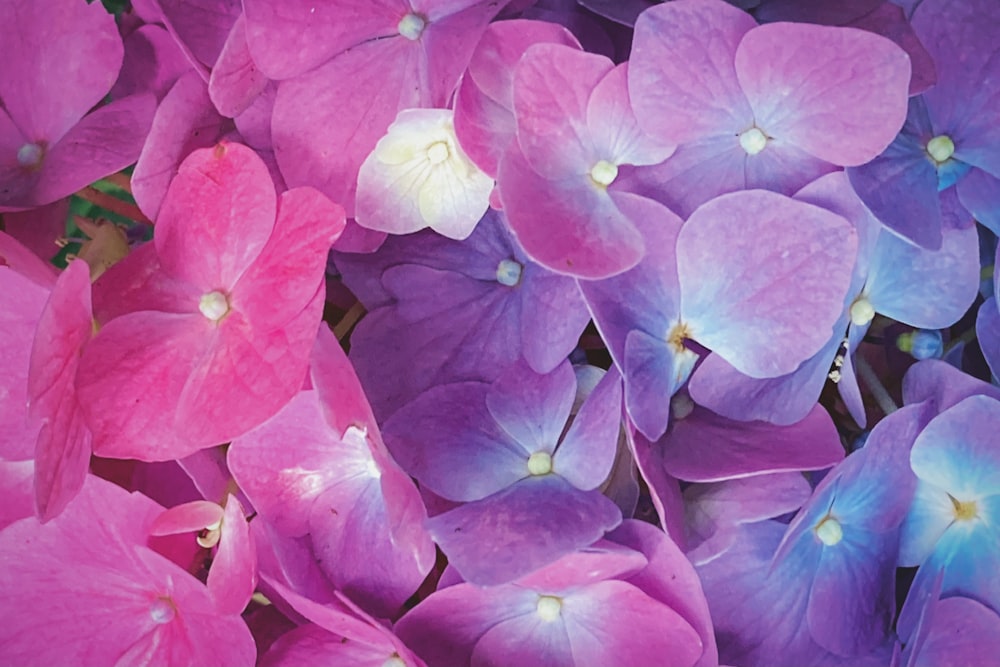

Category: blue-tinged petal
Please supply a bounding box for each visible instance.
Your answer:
[976,298,1000,379]
[956,167,1000,237]
[622,329,694,442]
[486,360,576,457]
[910,395,1000,499]
[899,480,960,567]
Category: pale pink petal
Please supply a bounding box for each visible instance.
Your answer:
[156,141,277,290]
[208,495,257,614]
[149,500,224,536]
[735,23,910,166]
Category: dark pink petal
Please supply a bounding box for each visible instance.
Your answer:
[156,0,241,70]
[132,72,230,220]
[77,311,208,461]
[208,495,257,614]
[243,0,404,80]
[272,39,423,217]
[486,360,576,456]
[209,13,269,118]
[31,94,156,207]
[27,259,93,522]
[427,476,622,586]
[661,404,844,482]
[0,460,34,529]
[90,244,199,324]
[498,145,645,278]
[309,323,378,436]
[0,0,122,142]
[512,43,612,178]
[0,229,58,289]
[156,141,277,290]
[629,0,755,144]
[150,500,224,536]
[234,186,344,330]
[1,199,68,262]
[735,23,910,166]
[173,289,323,447]
[678,190,857,378]
[555,367,622,490]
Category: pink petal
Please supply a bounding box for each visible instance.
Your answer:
[0,460,34,529]
[208,495,257,614]
[735,23,910,166]
[233,186,344,330]
[132,72,229,220]
[209,13,269,118]
[0,0,123,143]
[155,0,242,70]
[678,190,857,378]
[1,199,69,262]
[149,500,224,536]
[155,141,277,290]
[309,323,378,436]
[0,230,58,289]
[512,43,612,178]
[90,243,200,325]
[629,0,755,144]
[27,259,94,522]
[243,0,406,80]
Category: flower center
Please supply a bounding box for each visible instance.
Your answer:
[815,515,843,546]
[427,140,450,165]
[666,321,692,353]
[849,297,875,326]
[496,258,523,287]
[149,596,176,624]
[527,451,552,476]
[926,134,955,164]
[589,159,618,187]
[536,595,562,621]
[382,655,405,667]
[950,494,978,522]
[16,142,44,169]
[198,290,230,321]
[397,13,426,40]
[739,127,768,155]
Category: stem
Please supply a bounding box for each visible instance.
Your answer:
[334,301,366,341]
[76,186,150,223]
[854,354,898,416]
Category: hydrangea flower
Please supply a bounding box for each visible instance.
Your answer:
[76,141,344,461]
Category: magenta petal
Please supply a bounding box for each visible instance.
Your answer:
[309,324,378,436]
[150,500,224,536]
[0,0,123,142]
[243,0,403,80]
[736,23,910,166]
[28,259,93,522]
[0,231,57,289]
[678,190,856,378]
[155,141,277,290]
[498,145,644,278]
[208,495,257,615]
[156,0,241,70]
[428,476,622,586]
[32,94,155,207]
[512,43,611,178]
[628,0,755,144]
[0,460,34,529]
[132,72,229,220]
[209,13,269,118]
[661,404,844,482]
[486,360,576,456]
[555,367,622,490]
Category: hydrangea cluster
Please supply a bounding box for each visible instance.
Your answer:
[1,0,998,665]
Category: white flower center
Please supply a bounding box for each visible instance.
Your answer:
[426,140,450,165]
[198,291,230,321]
[815,516,843,546]
[149,597,176,624]
[496,258,523,286]
[382,655,406,667]
[926,134,955,163]
[739,127,768,155]
[527,451,552,476]
[16,142,44,168]
[397,13,426,40]
[589,159,618,187]
[536,595,562,621]
[849,298,875,326]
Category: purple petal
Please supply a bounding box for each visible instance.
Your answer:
[428,476,622,585]
[956,167,1000,237]
[486,360,576,457]
[623,329,695,441]
[555,366,622,490]
[518,265,590,374]
[156,0,241,70]
[977,299,1000,379]
[901,359,1000,411]
[209,13,268,118]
